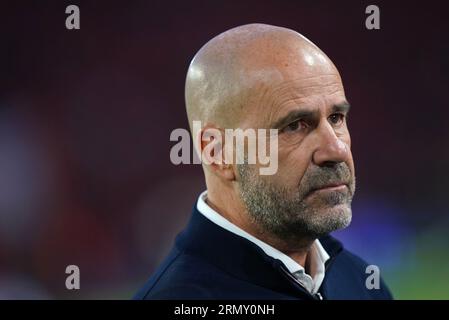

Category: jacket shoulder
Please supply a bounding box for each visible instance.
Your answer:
[324,248,393,300]
[134,249,234,300]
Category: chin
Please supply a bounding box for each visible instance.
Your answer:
[313,204,353,233]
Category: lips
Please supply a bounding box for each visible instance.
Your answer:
[307,182,348,196]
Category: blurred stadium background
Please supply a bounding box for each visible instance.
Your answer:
[0,0,448,299]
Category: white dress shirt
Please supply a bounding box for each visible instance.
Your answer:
[196,190,330,295]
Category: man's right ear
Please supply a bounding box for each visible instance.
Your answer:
[198,126,236,181]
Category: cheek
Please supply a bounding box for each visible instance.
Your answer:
[342,134,354,172]
[348,151,355,175]
[278,146,311,186]
[346,132,351,149]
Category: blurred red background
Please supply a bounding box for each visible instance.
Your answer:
[0,0,448,298]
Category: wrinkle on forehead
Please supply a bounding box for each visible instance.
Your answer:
[259,77,346,129]
[269,75,343,96]
[258,76,344,116]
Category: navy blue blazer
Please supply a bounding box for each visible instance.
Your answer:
[134,206,393,300]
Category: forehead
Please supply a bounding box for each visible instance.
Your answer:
[270,74,344,102]
[244,74,346,127]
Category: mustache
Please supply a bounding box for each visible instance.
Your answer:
[299,163,354,197]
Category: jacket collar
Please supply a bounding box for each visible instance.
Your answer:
[175,205,344,298]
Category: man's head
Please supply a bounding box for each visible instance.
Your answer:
[185,24,356,245]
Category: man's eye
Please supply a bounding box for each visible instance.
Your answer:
[283,120,304,133]
[329,113,345,125]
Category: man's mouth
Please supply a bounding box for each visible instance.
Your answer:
[307,182,348,197]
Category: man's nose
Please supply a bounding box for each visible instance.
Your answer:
[312,122,350,167]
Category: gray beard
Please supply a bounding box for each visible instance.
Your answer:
[237,162,355,244]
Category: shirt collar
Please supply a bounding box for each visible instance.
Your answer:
[196,190,330,294]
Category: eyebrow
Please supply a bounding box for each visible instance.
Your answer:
[271,101,351,129]
[332,101,351,113]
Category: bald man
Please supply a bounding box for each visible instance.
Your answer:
[135,24,393,300]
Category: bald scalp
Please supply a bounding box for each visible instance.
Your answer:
[185,23,339,132]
